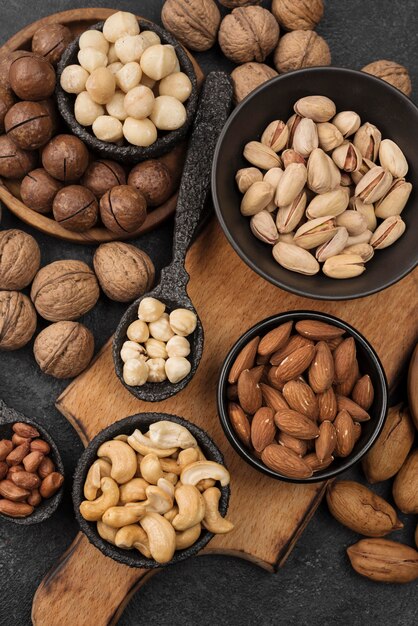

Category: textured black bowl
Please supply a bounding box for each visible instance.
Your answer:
[0,400,64,525]
[56,19,198,164]
[212,67,418,300]
[217,311,388,483]
[73,412,230,568]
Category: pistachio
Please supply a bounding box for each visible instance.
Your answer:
[281,149,305,168]
[243,141,282,170]
[306,187,349,219]
[293,216,337,250]
[279,232,296,245]
[354,166,393,203]
[317,122,344,152]
[336,210,367,236]
[276,191,306,234]
[250,210,279,244]
[349,197,377,231]
[263,167,283,192]
[375,178,412,218]
[353,122,382,161]
[351,157,377,185]
[294,95,336,123]
[332,111,361,138]
[370,215,405,249]
[236,167,263,193]
[332,142,362,172]
[346,230,373,246]
[286,113,302,147]
[342,243,374,262]
[307,148,341,194]
[339,172,353,187]
[275,163,307,207]
[240,181,274,216]
[272,242,320,275]
[322,254,365,279]
[316,227,349,262]
[292,118,319,158]
[261,120,289,153]
[379,139,408,178]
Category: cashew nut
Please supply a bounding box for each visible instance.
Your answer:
[157,477,175,499]
[180,461,231,487]
[119,478,149,504]
[140,454,163,484]
[172,484,205,531]
[84,459,111,501]
[149,421,197,449]
[177,448,199,469]
[79,477,120,521]
[196,447,207,461]
[97,440,137,484]
[114,434,129,442]
[202,487,234,534]
[115,524,151,558]
[140,513,176,563]
[102,503,146,528]
[160,458,181,475]
[128,430,177,457]
[163,472,178,485]
[164,506,178,523]
[175,523,202,550]
[97,520,118,545]
[196,478,216,492]
[143,485,173,514]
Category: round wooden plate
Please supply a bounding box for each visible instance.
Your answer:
[0,8,204,244]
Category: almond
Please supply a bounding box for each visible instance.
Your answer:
[260,383,289,412]
[251,407,275,452]
[392,450,418,514]
[270,335,314,365]
[249,364,265,384]
[326,336,344,350]
[228,336,260,384]
[308,341,334,393]
[333,337,357,383]
[237,369,262,415]
[334,359,359,396]
[352,374,374,410]
[315,420,336,462]
[295,319,346,341]
[226,384,238,401]
[282,379,319,420]
[277,432,308,456]
[318,387,338,422]
[337,395,370,421]
[275,344,316,382]
[347,538,418,584]
[334,409,356,457]
[353,421,362,443]
[228,402,251,448]
[304,453,334,472]
[0,479,30,502]
[257,322,293,356]
[267,366,285,390]
[261,444,313,478]
[274,408,320,440]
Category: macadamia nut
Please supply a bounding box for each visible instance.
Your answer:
[159,72,192,103]
[123,358,149,386]
[106,91,128,121]
[141,73,156,89]
[149,313,175,342]
[169,309,197,336]
[145,338,168,359]
[166,335,190,358]
[75,91,105,126]
[150,95,186,131]
[124,85,154,119]
[120,340,146,363]
[92,115,123,142]
[123,117,157,147]
[78,47,108,73]
[60,64,89,94]
[147,357,167,383]
[107,62,123,76]
[116,62,142,92]
[127,320,149,343]
[138,297,165,322]
[103,11,140,43]
[108,43,118,64]
[139,31,161,49]
[140,44,177,81]
[86,67,115,104]
[79,30,109,55]
[165,357,191,384]
[115,35,145,64]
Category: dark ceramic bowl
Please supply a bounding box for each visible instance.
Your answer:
[212,67,418,300]
[56,19,198,164]
[73,412,230,568]
[217,311,388,483]
[0,400,64,524]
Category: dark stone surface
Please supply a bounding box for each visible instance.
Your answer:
[0,1,417,625]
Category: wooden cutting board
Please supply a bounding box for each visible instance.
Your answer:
[32,219,418,626]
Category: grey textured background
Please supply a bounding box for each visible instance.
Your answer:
[0,1,417,625]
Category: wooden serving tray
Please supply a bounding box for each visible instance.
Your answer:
[0,8,204,244]
[32,219,418,626]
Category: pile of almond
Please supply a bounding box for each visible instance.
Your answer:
[0,422,64,518]
[226,318,374,478]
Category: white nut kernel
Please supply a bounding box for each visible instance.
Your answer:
[79,30,109,55]
[74,91,105,126]
[116,61,142,92]
[169,309,197,337]
[127,320,149,343]
[124,85,155,119]
[165,357,191,384]
[123,358,149,386]
[103,11,140,43]
[92,115,123,142]
[138,297,165,322]
[149,313,175,342]
[159,72,192,103]
[140,73,156,89]
[139,31,161,49]
[107,43,119,64]
[123,117,157,146]
[106,91,128,121]
[145,338,168,359]
[60,65,89,94]
[150,95,186,131]
[147,358,167,383]
[86,67,116,104]
[107,61,123,76]
[78,47,108,73]
[115,35,145,64]
[166,335,190,358]
[140,44,177,81]
[120,340,147,363]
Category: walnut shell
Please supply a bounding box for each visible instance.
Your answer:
[219,1,261,7]
[361,60,412,97]
[231,62,278,103]
[219,6,280,64]
[162,0,221,52]
[30,260,100,322]
[93,242,155,303]
[34,321,94,378]
[271,0,324,31]
[0,229,41,290]
[0,291,37,350]
[274,30,330,73]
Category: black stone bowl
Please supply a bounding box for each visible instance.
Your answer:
[73,412,230,568]
[0,400,64,525]
[212,67,418,300]
[56,19,198,164]
[217,311,388,483]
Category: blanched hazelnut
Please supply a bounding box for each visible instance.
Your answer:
[150,95,186,131]
[106,91,128,121]
[145,338,168,359]
[92,115,123,142]
[127,319,149,343]
[107,61,123,76]
[108,43,118,63]
[140,44,177,81]
[166,335,190,358]
[60,64,89,94]
[139,31,161,49]
[165,357,191,384]
[124,85,154,119]
[75,91,104,125]
[116,62,142,92]
[138,297,165,322]
[79,30,109,55]
[86,67,115,104]
[120,340,147,363]
[149,313,174,342]
[123,358,149,386]
[123,117,157,146]
[147,357,167,383]
[103,11,140,43]
[169,309,197,336]
[78,47,108,73]
[115,35,145,64]
[159,72,192,103]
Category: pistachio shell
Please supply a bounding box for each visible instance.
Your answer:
[294,95,336,123]
[275,162,307,207]
[306,187,349,219]
[354,166,393,203]
[292,118,319,157]
[332,111,361,138]
[332,142,362,172]
[286,113,302,147]
[336,210,367,236]
[379,139,408,178]
[307,148,341,194]
[354,123,382,161]
[236,167,263,193]
[342,243,374,262]
[375,178,412,218]
[322,254,365,279]
[317,122,344,152]
[370,216,405,249]
[263,167,284,191]
[276,191,306,233]
[294,215,337,249]
[349,197,377,231]
[272,242,320,275]
[250,210,279,244]
[316,227,349,262]
[261,120,289,153]
[346,230,373,246]
[243,141,282,170]
[351,157,377,185]
[240,181,274,216]
[282,149,306,168]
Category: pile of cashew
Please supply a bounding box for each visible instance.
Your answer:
[79,420,234,564]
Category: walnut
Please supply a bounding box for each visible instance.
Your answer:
[34,321,94,379]
[0,229,41,290]
[231,62,278,103]
[274,30,330,73]
[219,6,280,63]
[0,291,37,350]
[93,242,155,303]
[161,0,221,52]
[30,260,99,322]
[219,1,261,7]
[271,0,323,31]
[361,60,412,97]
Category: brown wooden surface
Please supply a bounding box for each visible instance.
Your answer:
[32,218,418,626]
[0,8,203,244]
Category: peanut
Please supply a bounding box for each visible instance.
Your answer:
[12,433,31,447]
[0,498,34,518]
[12,422,40,439]
[0,439,14,461]
[40,472,64,498]
[38,456,55,479]
[0,479,30,502]
[0,461,8,480]
[11,471,41,490]
[23,451,44,473]
[30,439,51,455]
[28,489,42,507]
[6,441,30,466]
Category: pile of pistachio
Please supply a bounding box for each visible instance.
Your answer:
[236,95,411,279]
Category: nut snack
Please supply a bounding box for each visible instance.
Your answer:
[236,95,411,279]
[79,420,233,564]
